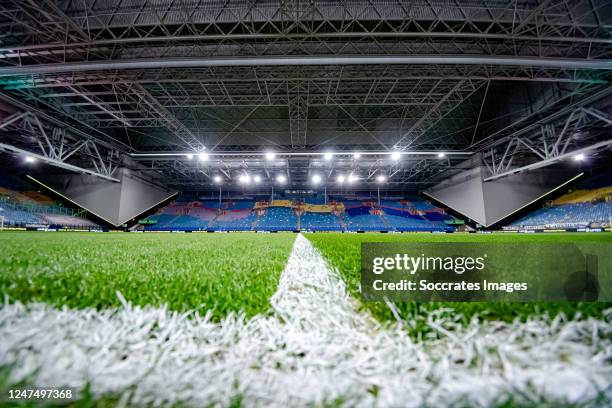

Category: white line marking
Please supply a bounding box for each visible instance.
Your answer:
[1,234,611,407]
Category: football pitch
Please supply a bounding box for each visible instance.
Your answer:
[1,231,611,407]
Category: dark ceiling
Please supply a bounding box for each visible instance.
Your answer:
[0,0,611,190]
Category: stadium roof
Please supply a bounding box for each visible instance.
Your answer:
[0,1,611,190]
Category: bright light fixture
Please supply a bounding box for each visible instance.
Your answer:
[337,174,345,183]
[437,152,446,158]
[348,174,358,184]
[213,175,222,184]
[324,152,334,161]
[239,174,250,184]
[376,174,387,183]
[353,152,362,159]
[265,151,276,160]
[254,175,262,183]
[277,174,287,184]
[312,174,322,184]
[186,154,194,160]
[198,152,209,161]
[391,151,401,161]
[573,153,585,161]
[24,156,36,163]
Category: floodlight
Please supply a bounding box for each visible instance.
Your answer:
[213,175,222,184]
[239,174,250,184]
[376,174,387,183]
[348,174,358,184]
[337,175,346,183]
[324,152,334,161]
[254,175,262,183]
[353,152,362,159]
[312,174,322,184]
[198,152,209,161]
[186,154,194,160]
[573,153,585,161]
[437,152,446,158]
[391,151,401,161]
[265,151,276,160]
[24,156,36,163]
[277,174,287,184]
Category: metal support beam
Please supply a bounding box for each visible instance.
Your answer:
[0,142,120,182]
[1,55,611,77]
[393,80,485,150]
[484,139,612,181]
[0,110,122,182]
[482,106,612,181]
[287,80,309,147]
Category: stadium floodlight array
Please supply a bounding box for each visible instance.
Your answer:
[174,150,460,162]
[376,175,387,183]
[276,174,287,184]
[24,155,36,163]
[213,175,222,184]
[311,174,322,184]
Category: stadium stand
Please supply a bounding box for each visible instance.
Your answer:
[255,207,298,231]
[506,175,612,230]
[0,176,98,228]
[140,194,457,232]
[300,212,343,231]
[345,213,390,231]
[209,209,255,231]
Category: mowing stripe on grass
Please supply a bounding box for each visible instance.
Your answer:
[1,235,611,407]
[0,232,295,319]
[307,232,612,333]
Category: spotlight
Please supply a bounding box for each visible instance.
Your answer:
[353,152,362,159]
[437,152,446,158]
[265,151,276,160]
[348,174,358,184]
[213,175,222,184]
[312,174,322,184]
[376,174,387,183]
[277,174,287,184]
[254,175,262,183]
[324,152,334,161]
[391,151,401,161]
[186,154,194,160]
[24,156,36,163]
[198,152,209,161]
[239,174,250,184]
[573,153,585,161]
[337,175,346,183]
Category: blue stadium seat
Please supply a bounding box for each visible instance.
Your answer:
[300,212,343,231]
[510,201,612,229]
[256,207,297,231]
[345,214,390,231]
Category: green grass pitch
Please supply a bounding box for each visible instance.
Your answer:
[0,232,296,320]
[306,232,612,338]
[1,231,610,334]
